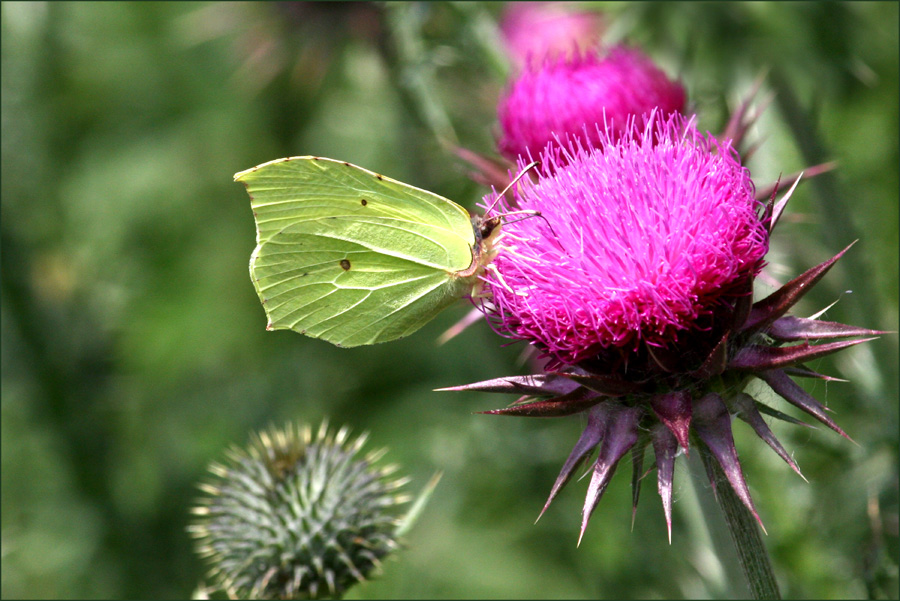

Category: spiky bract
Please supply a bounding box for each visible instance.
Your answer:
[189,422,409,599]
[499,2,604,68]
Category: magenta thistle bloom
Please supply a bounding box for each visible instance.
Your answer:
[497,46,686,161]
[499,2,605,68]
[487,114,767,366]
[444,111,884,544]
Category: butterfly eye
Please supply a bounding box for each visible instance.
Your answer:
[480,216,502,240]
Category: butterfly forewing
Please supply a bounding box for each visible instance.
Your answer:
[242,157,475,268]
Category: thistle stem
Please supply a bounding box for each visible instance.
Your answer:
[698,442,781,600]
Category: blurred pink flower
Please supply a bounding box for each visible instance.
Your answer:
[499,2,604,68]
[497,46,686,161]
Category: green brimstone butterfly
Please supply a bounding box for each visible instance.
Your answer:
[235,156,506,347]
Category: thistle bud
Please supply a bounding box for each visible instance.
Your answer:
[189,422,411,599]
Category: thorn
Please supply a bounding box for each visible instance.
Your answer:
[742,241,857,334]
[732,393,807,482]
[729,337,876,371]
[768,169,805,233]
[650,391,692,455]
[539,404,608,518]
[575,406,641,544]
[476,390,602,417]
[758,369,856,444]
[755,161,837,202]
[767,315,888,341]
[783,365,848,383]
[694,393,767,534]
[809,298,841,320]
[630,443,646,532]
[651,424,677,545]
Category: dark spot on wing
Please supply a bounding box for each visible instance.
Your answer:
[343,161,350,166]
[375,173,384,180]
[360,198,368,206]
[340,259,351,270]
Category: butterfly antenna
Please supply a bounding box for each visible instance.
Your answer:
[500,211,559,240]
[485,161,540,214]
[535,212,558,239]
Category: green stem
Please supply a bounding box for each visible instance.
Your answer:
[697,442,781,600]
[383,3,459,146]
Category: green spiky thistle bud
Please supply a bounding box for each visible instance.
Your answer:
[189,421,412,600]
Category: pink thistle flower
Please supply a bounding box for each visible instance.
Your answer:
[443,110,885,543]
[499,2,605,69]
[486,112,767,367]
[497,46,686,161]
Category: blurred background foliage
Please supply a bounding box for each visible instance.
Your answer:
[1,1,897,599]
